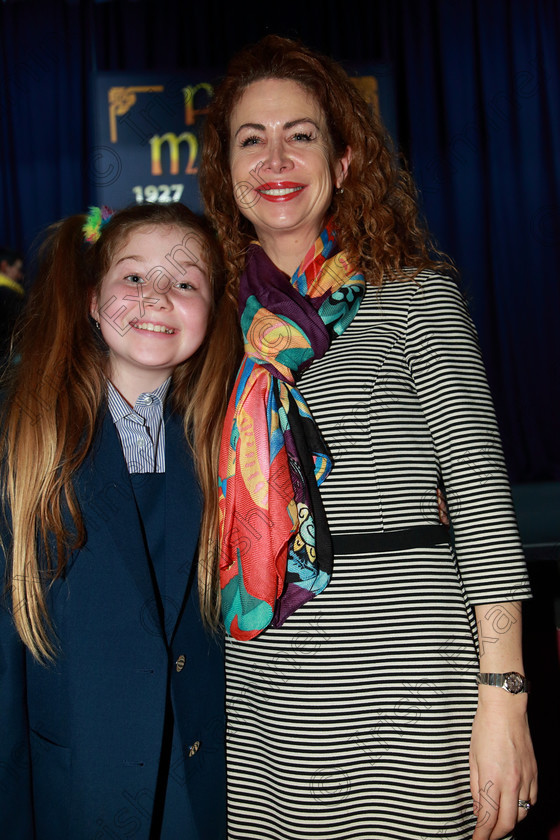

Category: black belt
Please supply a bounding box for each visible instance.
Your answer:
[332,525,450,555]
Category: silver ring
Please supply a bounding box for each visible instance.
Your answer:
[518,799,532,810]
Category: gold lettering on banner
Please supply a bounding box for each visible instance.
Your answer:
[182,83,214,125]
[149,132,199,176]
[108,86,164,142]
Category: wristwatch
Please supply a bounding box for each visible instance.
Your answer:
[476,672,529,694]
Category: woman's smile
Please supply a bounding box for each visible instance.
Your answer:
[255,181,306,201]
[229,78,351,265]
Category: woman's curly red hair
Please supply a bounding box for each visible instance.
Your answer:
[200,34,450,291]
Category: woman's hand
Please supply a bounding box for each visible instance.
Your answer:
[470,602,537,839]
[470,689,537,838]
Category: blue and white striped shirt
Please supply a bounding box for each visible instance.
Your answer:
[106,378,171,473]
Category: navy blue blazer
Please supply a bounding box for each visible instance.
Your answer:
[0,407,226,840]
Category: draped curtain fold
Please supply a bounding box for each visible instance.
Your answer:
[1,0,558,481]
[399,0,560,481]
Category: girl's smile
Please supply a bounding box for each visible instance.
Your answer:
[130,320,177,334]
[90,224,211,403]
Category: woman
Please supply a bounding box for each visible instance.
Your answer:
[0,204,226,839]
[196,35,536,840]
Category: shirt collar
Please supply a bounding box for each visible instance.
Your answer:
[106,377,172,423]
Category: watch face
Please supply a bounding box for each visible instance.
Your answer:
[504,672,525,694]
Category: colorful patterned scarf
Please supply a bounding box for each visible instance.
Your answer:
[219,224,365,640]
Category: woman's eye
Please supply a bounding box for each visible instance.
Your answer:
[240,135,261,148]
[292,132,314,142]
[124,274,145,284]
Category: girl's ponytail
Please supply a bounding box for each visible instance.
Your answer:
[1,215,105,661]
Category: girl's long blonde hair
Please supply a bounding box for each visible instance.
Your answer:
[1,203,224,661]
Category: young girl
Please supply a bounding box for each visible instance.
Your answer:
[0,204,226,840]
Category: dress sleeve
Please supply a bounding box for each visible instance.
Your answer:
[404,272,531,605]
[0,539,35,837]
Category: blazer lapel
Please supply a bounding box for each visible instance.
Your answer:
[76,410,160,622]
[164,408,202,641]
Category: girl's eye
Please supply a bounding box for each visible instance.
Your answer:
[175,281,194,291]
[124,274,145,284]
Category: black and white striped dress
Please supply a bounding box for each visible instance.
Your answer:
[225,272,531,840]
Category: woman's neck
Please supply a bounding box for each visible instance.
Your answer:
[256,228,320,277]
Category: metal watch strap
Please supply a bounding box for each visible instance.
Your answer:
[476,672,529,694]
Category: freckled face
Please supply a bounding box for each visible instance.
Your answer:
[229,78,351,250]
[90,225,212,397]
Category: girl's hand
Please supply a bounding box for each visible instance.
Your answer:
[469,688,537,840]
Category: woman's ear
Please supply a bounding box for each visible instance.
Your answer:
[335,146,352,189]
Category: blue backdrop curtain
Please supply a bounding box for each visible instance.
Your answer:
[398,0,560,483]
[0,0,559,483]
[0,1,90,251]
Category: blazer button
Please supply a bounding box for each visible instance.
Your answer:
[187,740,200,758]
[175,654,186,672]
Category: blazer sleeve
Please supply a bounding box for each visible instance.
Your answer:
[404,272,531,605]
[0,530,35,837]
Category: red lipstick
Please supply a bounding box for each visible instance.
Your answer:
[255,181,306,202]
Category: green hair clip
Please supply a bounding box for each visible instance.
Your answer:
[83,205,114,244]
